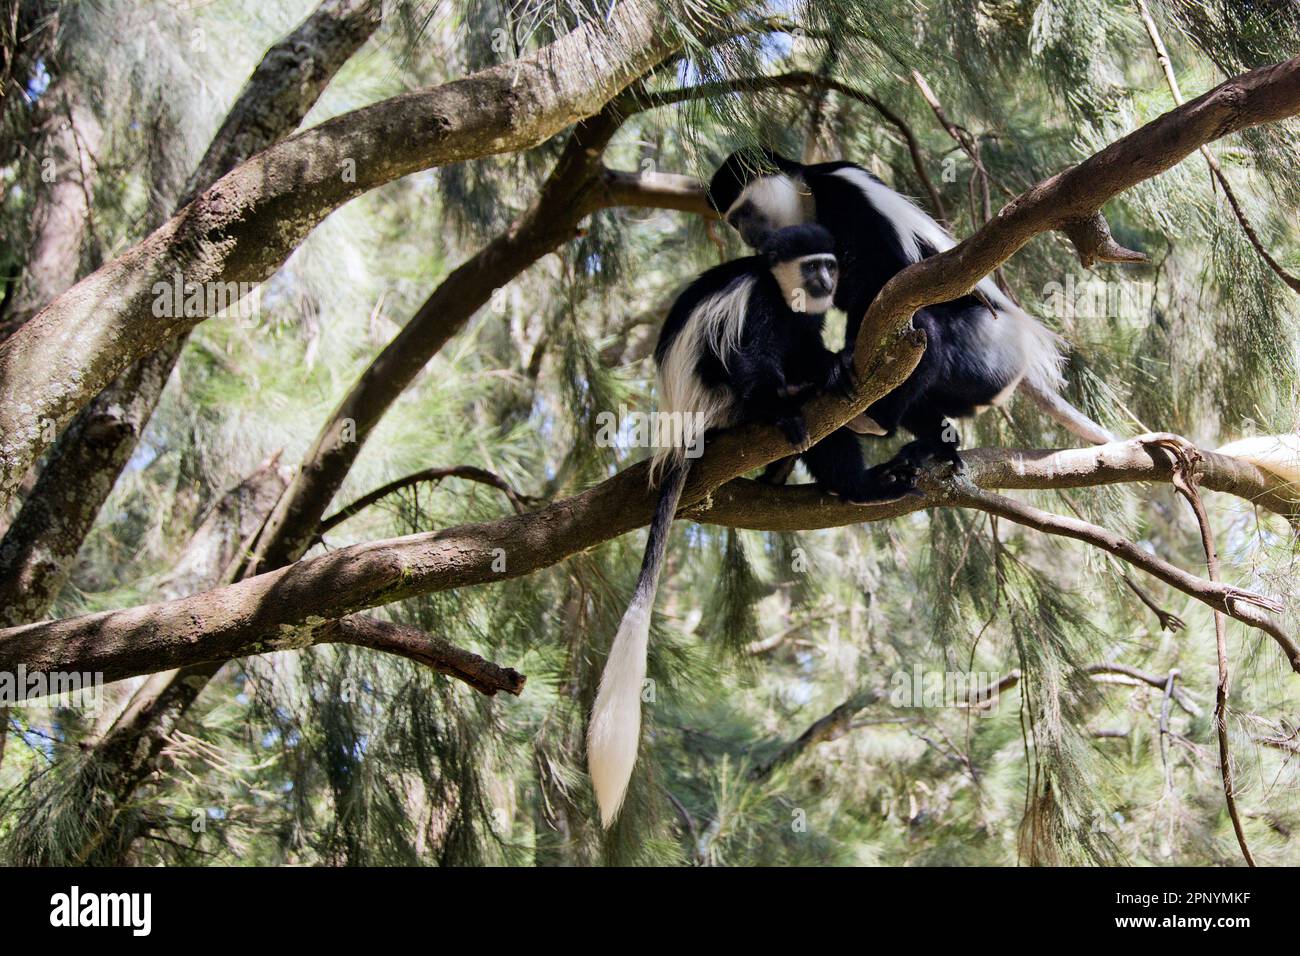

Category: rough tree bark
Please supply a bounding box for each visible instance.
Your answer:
[66,97,712,863]
[2,437,1295,688]
[0,0,386,626]
[0,0,745,506]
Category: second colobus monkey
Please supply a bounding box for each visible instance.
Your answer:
[587,224,911,828]
[708,149,1115,477]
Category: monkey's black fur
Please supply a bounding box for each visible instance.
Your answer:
[655,223,913,502]
[709,150,1058,475]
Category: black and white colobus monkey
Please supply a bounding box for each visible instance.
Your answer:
[707,149,1115,475]
[588,224,909,827]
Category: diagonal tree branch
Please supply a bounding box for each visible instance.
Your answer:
[0,0,746,507]
[0,0,387,627]
[750,688,883,780]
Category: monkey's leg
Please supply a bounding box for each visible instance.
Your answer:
[760,456,799,485]
[897,406,963,468]
[800,427,919,502]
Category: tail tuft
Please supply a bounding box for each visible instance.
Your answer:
[588,600,652,828]
[587,461,689,828]
[1218,434,1300,485]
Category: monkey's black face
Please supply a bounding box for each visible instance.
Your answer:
[801,255,837,300]
[761,224,839,314]
[721,174,810,249]
[724,199,773,248]
[769,253,838,315]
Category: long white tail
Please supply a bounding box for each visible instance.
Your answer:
[588,460,690,828]
[1218,434,1300,484]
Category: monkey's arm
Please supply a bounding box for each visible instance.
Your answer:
[730,351,810,449]
[783,338,857,403]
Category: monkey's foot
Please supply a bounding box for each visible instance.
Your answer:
[836,458,922,503]
[776,415,810,451]
[897,437,963,470]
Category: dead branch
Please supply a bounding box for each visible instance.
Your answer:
[1145,434,1255,865]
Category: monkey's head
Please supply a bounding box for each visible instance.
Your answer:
[762,224,838,315]
[708,149,812,248]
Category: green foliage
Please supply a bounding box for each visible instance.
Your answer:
[1,0,1298,868]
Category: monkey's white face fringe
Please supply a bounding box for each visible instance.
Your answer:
[588,596,652,827]
[728,174,807,237]
[1218,434,1300,485]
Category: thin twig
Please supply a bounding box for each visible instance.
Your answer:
[318,465,537,535]
[1146,435,1255,865]
[1159,669,1177,790]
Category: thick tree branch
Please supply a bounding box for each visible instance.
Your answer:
[241,107,693,575]
[3,436,1297,686]
[596,167,713,216]
[0,0,735,506]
